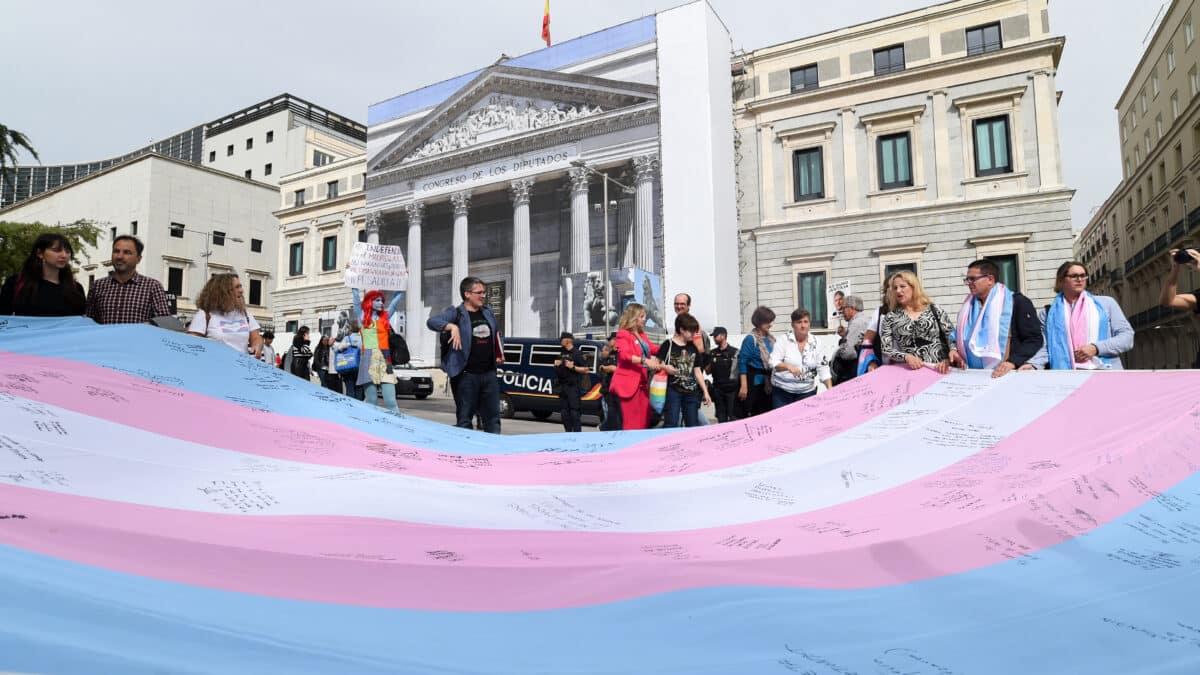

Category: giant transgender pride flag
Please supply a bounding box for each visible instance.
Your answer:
[2,315,1200,674]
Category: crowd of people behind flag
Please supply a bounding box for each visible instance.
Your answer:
[4,229,1200,432]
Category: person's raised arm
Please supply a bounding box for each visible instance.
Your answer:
[1161,250,1200,311]
[386,291,404,316]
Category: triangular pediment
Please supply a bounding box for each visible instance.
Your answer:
[369,65,657,172]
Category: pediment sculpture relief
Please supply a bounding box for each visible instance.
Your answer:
[404,97,604,162]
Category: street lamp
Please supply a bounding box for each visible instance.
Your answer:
[169,224,244,283]
[570,160,636,328]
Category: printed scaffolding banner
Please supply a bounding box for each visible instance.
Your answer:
[2,316,1200,674]
[343,242,408,290]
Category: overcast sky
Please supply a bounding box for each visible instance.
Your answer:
[0,0,1163,229]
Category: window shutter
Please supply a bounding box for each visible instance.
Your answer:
[339,178,348,193]
[317,182,328,198]
[351,173,363,189]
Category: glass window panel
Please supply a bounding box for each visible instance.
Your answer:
[896,135,911,182]
[798,272,828,329]
[976,123,993,170]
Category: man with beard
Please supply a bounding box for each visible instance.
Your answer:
[85,235,171,324]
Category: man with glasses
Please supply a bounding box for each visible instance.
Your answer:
[428,276,504,433]
[948,259,1042,377]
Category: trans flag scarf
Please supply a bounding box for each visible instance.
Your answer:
[955,284,1013,370]
[1044,291,1113,370]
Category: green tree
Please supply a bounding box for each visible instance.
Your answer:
[0,220,102,281]
[0,124,40,184]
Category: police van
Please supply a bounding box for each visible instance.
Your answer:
[497,336,606,422]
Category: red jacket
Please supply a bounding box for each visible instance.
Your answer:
[610,329,651,398]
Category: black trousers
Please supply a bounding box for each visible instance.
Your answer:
[600,390,624,431]
[712,386,741,423]
[742,381,773,418]
[559,387,582,432]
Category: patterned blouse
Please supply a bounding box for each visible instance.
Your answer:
[880,305,955,364]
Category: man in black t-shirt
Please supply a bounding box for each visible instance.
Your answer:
[554,332,588,432]
[706,326,741,423]
[427,276,504,433]
[1161,248,1200,367]
[598,333,622,431]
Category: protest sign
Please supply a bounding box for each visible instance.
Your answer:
[344,242,408,290]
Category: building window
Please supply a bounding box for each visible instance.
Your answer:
[248,279,262,306]
[110,226,117,240]
[789,64,818,93]
[1145,131,1152,153]
[212,231,226,246]
[1153,72,1161,97]
[1169,44,1177,73]
[313,150,334,167]
[245,138,253,150]
[266,131,274,144]
[358,229,368,243]
[877,132,913,190]
[289,242,304,276]
[990,255,1021,292]
[797,272,828,329]
[1172,92,1181,120]
[167,267,184,297]
[966,23,1002,55]
[1157,114,1164,140]
[285,320,298,333]
[792,148,824,201]
[226,144,234,157]
[1136,147,1142,165]
[294,189,306,207]
[1121,119,1128,142]
[264,163,272,176]
[169,222,185,238]
[1176,144,1185,174]
[88,274,95,289]
[130,221,137,236]
[251,238,263,253]
[1190,66,1198,97]
[321,235,338,271]
[884,262,917,278]
[1125,158,1132,177]
[208,150,215,162]
[873,44,905,75]
[327,180,339,199]
[973,116,1012,176]
[1187,18,1195,47]
[244,169,252,179]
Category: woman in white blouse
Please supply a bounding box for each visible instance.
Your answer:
[769,308,832,408]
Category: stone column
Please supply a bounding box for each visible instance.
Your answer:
[450,190,471,304]
[928,90,953,200]
[840,108,860,211]
[510,177,535,336]
[1031,69,1063,188]
[568,167,591,273]
[632,155,657,271]
[403,201,425,357]
[365,210,383,245]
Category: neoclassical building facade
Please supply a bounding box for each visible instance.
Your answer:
[367,3,738,363]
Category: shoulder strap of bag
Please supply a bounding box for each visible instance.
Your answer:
[930,304,950,359]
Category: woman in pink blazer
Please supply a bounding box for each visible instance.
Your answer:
[610,302,663,430]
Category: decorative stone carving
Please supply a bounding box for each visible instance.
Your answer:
[365,210,384,236]
[450,191,471,216]
[633,155,658,183]
[568,167,591,195]
[403,201,425,221]
[404,100,605,162]
[509,177,534,205]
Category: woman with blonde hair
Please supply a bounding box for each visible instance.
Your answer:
[879,270,953,374]
[610,302,664,430]
[186,273,263,358]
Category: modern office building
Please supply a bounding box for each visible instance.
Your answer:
[0,94,366,327]
[1076,0,1200,368]
[0,154,279,326]
[272,154,367,338]
[366,1,738,362]
[734,0,1074,332]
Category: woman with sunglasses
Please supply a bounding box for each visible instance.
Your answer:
[1021,261,1133,370]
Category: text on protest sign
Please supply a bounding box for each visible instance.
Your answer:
[344,242,408,290]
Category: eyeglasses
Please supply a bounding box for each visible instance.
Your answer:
[962,275,991,284]
[468,289,486,295]
[1064,273,1089,280]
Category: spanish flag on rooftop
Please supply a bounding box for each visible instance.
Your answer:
[542,0,551,47]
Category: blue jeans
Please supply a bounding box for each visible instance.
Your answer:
[771,387,816,409]
[662,387,701,428]
[452,370,501,434]
[365,382,399,414]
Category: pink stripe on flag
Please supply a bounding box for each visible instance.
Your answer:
[0,352,938,485]
[1,372,1195,611]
